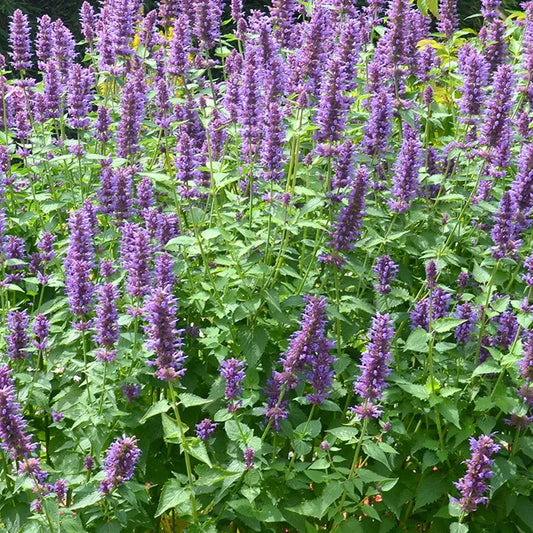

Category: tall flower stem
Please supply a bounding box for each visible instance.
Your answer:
[168,382,198,523]
[331,418,369,532]
[288,405,316,472]
[98,362,108,415]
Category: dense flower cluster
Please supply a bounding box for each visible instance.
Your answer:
[99,435,141,494]
[1,0,533,528]
[453,434,500,513]
[353,313,395,419]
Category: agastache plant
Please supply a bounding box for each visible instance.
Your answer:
[0,0,532,529]
[353,313,395,419]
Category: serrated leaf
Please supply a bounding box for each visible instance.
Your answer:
[327,426,359,441]
[414,474,447,510]
[188,440,212,467]
[139,399,170,423]
[491,456,516,492]
[70,491,101,510]
[287,482,343,519]
[394,380,430,401]
[472,359,500,377]
[405,329,430,353]
[362,441,390,469]
[437,401,461,429]
[427,0,439,17]
[295,419,321,439]
[179,393,211,407]
[155,479,189,517]
[473,262,491,284]
[201,228,221,240]
[431,318,466,333]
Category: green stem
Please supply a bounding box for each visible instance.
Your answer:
[98,363,108,416]
[288,405,316,472]
[168,382,198,523]
[332,418,369,532]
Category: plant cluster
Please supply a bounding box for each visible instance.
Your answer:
[0,0,532,532]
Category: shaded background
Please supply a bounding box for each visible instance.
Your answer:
[0,0,524,57]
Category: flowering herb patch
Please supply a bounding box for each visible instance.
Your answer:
[0,0,533,531]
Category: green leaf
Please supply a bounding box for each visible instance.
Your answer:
[491,456,516,492]
[70,491,101,510]
[201,228,221,240]
[288,482,344,519]
[327,426,359,442]
[405,328,430,353]
[362,441,390,469]
[473,262,491,284]
[188,440,212,467]
[437,401,461,429]
[450,523,469,533]
[139,399,170,423]
[155,479,189,517]
[417,0,428,17]
[161,413,180,443]
[295,419,321,439]
[491,296,510,313]
[427,0,439,18]
[448,498,463,518]
[338,518,364,532]
[414,474,447,510]
[179,393,211,408]
[513,496,533,532]
[432,318,466,333]
[472,359,500,377]
[237,327,268,367]
[394,380,430,401]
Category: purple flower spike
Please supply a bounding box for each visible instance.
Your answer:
[458,44,488,122]
[67,65,94,130]
[32,314,50,352]
[99,435,140,494]
[6,310,30,360]
[480,64,514,174]
[453,434,499,513]
[9,10,32,71]
[315,59,352,144]
[244,447,255,469]
[519,331,533,382]
[324,167,368,260]
[425,260,438,289]
[122,383,141,403]
[0,365,36,459]
[353,313,394,415]
[168,15,190,78]
[120,223,152,298]
[305,336,336,405]
[388,125,421,213]
[144,288,187,382]
[454,303,478,344]
[491,191,521,259]
[220,358,246,411]
[438,0,458,39]
[117,71,146,159]
[373,255,399,294]
[481,0,501,21]
[195,419,217,441]
[94,283,120,362]
[280,295,329,379]
[80,2,96,45]
[36,15,53,67]
[84,455,94,472]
